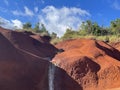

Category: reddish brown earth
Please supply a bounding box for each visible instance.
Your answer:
[1,27,120,90]
[53,39,120,90]
[0,27,57,90]
[111,42,120,51]
[0,27,58,59]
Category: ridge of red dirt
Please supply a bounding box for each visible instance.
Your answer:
[111,42,120,51]
[53,39,120,90]
[0,27,51,90]
[0,27,58,59]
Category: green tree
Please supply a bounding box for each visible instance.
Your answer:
[34,22,40,33]
[79,20,93,34]
[80,22,86,30]
[62,28,77,40]
[23,22,32,29]
[86,20,93,34]
[92,22,101,35]
[79,20,101,35]
[39,23,50,36]
[51,32,57,39]
[78,21,88,35]
[110,18,120,34]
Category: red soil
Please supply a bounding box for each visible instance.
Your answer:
[0,27,58,59]
[53,39,120,90]
[0,27,57,90]
[1,26,120,90]
[111,42,120,51]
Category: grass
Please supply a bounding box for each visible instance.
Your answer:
[51,35,120,45]
[92,35,120,42]
[51,38,62,45]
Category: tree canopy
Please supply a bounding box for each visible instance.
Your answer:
[23,22,32,29]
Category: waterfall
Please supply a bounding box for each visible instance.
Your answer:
[48,63,55,90]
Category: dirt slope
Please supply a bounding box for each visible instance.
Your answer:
[0,27,55,90]
[1,27,120,90]
[111,42,120,51]
[53,39,120,90]
[0,27,58,59]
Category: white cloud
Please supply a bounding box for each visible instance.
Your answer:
[12,10,25,16]
[112,0,120,10]
[0,17,23,29]
[0,17,14,29]
[12,6,34,17]
[11,19,23,29]
[34,7,38,13]
[24,6,34,17]
[39,6,90,36]
[4,0,9,6]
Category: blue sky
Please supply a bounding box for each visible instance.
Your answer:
[0,0,120,36]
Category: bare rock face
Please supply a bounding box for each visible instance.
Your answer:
[53,39,120,90]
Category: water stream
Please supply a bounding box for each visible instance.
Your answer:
[48,63,55,90]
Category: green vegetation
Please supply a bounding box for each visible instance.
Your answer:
[61,18,120,43]
[23,22,32,29]
[20,22,50,36]
[15,18,120,44]
[16,22,59,44]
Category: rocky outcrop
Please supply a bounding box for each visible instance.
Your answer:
[53,39,120,90]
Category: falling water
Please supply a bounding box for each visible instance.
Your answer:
[48,63,55,90]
